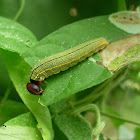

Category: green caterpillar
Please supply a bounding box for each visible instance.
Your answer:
[27,37,109,95]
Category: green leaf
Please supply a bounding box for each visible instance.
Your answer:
[0,17,53,140]
[109,11,140,34]
[22,15,130,67]
[0,13,139,139]
[22,14,131,106]
[108,45,140,70]
[0,50,54,140]
[53,120,68,140]
[101,34,140,71]
[0,16,37,54]
[0,112,43,140]
[54,113,92,140]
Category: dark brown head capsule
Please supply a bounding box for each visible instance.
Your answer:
[26,80,44,95]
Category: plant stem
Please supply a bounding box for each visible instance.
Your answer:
[71,104,101,125]
[0,82,13,114]
[74,68,126,107]
[13,0,25,21]
[1,82,13,104]
[101,111,140,126]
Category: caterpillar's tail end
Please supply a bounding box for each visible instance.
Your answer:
[26,83,43,95]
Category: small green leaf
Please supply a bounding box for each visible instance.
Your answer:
[101,34,140,71]
[0,16,37,54]
[54,113,92,140]
[0,112,43,140]
[108,45,140,70]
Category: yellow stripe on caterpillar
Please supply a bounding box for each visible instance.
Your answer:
[31,37,109,81]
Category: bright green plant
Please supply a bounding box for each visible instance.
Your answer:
[0,0,140,140]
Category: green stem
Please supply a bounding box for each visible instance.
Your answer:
[1,82,13,103]
[71,104,101,125]
[74,68,126,107]
[0,82,13,114]
[99,94,107,111]
[101,111,140,126]
[13,0,25,21]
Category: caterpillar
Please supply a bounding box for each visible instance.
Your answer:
[27,37,109,95]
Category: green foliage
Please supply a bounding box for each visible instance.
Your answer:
[0,112,43,140]
[54,114,92,140]
[0,1,140,140]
